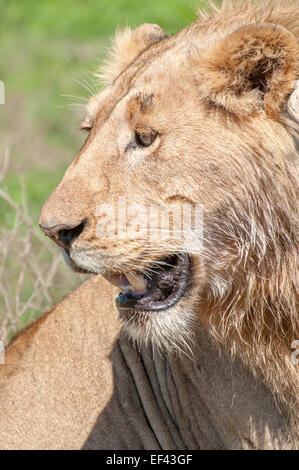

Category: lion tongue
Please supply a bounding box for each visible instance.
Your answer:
[124,272,148,296]
[103,272,148,296]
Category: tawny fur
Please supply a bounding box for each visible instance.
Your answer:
[98,23,168,86]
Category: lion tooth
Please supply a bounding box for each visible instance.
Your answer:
[125,272,147,291]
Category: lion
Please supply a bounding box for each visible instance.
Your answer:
[0,0,298,450]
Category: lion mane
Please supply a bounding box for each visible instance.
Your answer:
[98,0,299,442]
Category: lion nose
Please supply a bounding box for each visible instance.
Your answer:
[39,221,85,250]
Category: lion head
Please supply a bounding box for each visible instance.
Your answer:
[40,0,299,425]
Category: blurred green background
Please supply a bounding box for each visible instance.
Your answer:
[0,0,201,339]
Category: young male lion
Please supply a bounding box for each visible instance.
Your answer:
[0,0,298,450]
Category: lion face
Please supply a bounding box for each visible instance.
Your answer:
[40,14,299,351]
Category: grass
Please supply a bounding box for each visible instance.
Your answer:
[0,0,207,341]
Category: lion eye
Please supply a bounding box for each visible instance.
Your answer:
[80,125,92,132]
[135,131,157,147]
[80,116,93,132]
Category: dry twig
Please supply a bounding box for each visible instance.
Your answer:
[0,149,81,344]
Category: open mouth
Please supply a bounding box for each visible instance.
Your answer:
[105,253,190,314]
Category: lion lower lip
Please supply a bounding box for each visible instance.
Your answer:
[115,254,190,313]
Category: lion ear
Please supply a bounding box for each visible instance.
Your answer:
[98,24,168,85]
[194,23,299,118]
